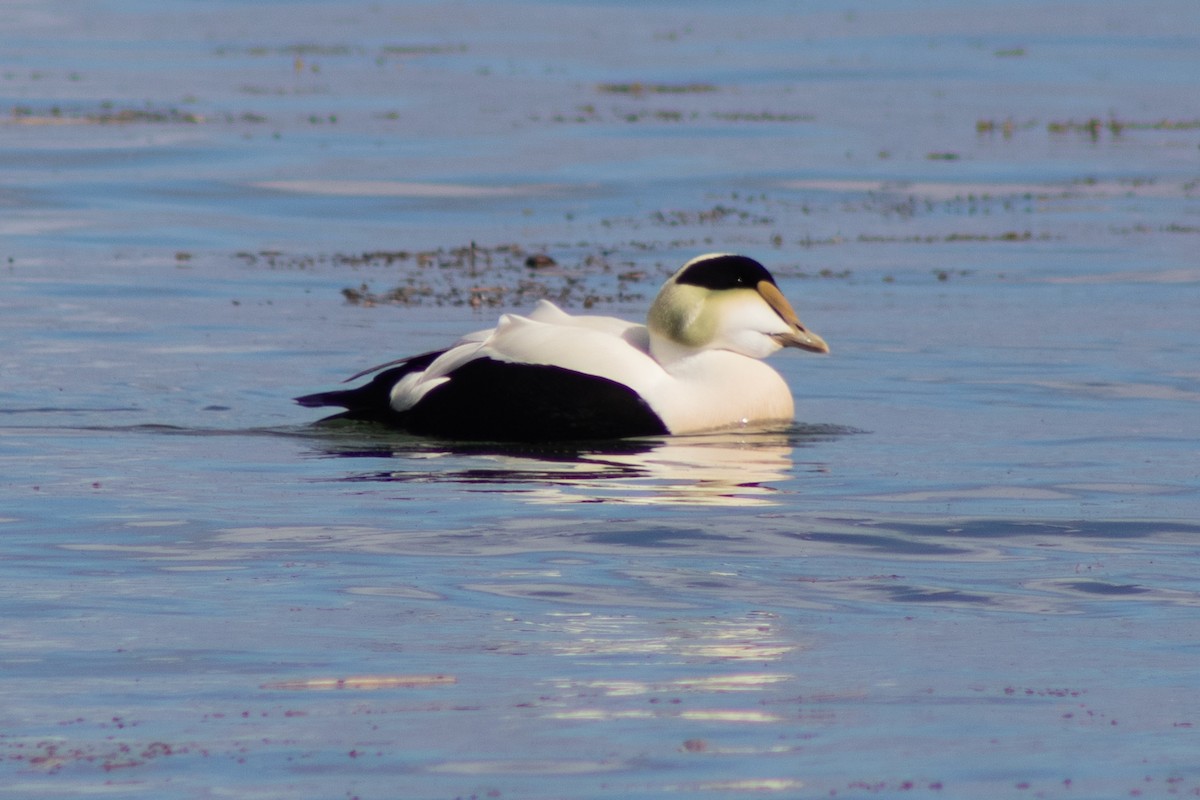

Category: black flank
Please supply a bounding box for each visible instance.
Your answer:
[401,359,669,441]
[297,356,668,441]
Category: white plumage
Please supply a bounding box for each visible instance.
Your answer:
[297,253,829,441]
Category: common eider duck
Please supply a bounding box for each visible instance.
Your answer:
[296,253,829,441]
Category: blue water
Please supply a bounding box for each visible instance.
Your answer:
[2,1,1199,797]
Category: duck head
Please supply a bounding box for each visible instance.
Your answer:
[647,253,830,361]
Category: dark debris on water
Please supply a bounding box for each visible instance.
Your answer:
[235,243,649,308]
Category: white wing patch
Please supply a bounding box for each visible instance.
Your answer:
[389,302,664,414]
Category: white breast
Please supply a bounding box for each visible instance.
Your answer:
[642,350,795,434]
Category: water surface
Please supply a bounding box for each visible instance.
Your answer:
[2,1,1199,797]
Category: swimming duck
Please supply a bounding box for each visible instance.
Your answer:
[296,253,829,441]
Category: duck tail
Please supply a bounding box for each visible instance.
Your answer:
[295,351,442,421]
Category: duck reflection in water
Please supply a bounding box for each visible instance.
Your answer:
[306,424,850,508]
